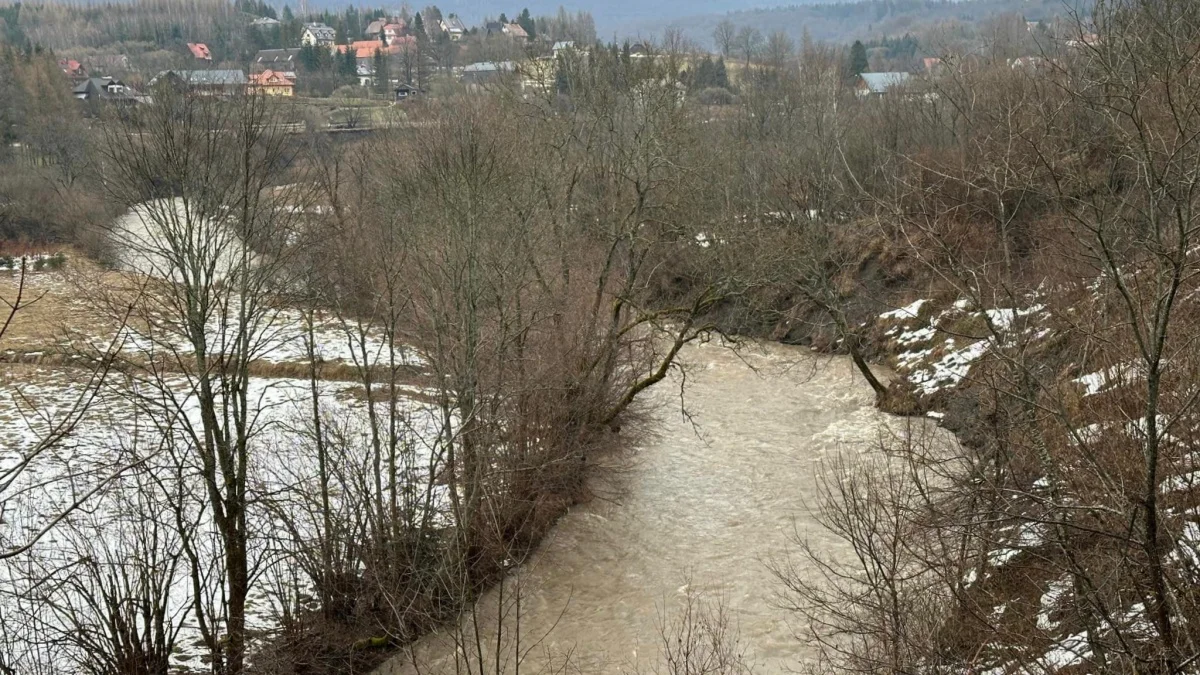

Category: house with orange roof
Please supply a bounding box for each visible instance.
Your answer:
[247,70,295,96]
[336,37,415,66]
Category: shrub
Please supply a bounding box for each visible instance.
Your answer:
[332,84,370,99]
[695,87,736,106]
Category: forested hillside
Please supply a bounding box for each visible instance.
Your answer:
[631,0,1066,48]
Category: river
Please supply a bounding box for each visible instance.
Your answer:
[379,340,899,675]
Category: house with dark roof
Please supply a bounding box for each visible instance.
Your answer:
[252,48,301,77]
[301,23,337,47]
[394,82,421,102]
[73,77,140,106]
[151,70,248,96]
[364,19,387,38]
[187,42,212,61]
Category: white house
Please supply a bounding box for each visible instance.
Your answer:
[301,22,337,48]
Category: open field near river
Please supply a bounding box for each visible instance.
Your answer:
[0,260,448,672]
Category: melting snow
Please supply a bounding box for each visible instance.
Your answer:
[880,299,928,320]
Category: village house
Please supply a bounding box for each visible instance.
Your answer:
[552,41,575,57]
[356,63,373,86]
[187,42,212,61]
[301,23,337,48]
[252,48,300,78]
[151,69,248,96]
[336,38,413,84]
[247,70,295,96]
[383,21,406,41]
[72,76,139,105]
[364,18,387,38]
[336,39,385,68]
[58,58,86,79]
[856,71,912,97]
[440,16,467,41]
[516,57,555,92]
[461,61,514,89]
[251,16,280,29]
[394,82,420,102]
[503,23,529,40]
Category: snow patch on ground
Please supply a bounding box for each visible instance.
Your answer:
[1037,575,1072,631]
[989,522,1047,566]
[880,299,928,320]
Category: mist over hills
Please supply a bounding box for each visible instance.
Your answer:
[303,0,1065,47]
[620,0,1066,48]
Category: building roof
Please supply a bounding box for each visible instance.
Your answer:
[462,60,514,74]
[152,69,248,86]
[254,48,300,66]
[73,77,138,102]
[383,21,405,34]
[336,38,413,59]
[304,23,337,41]
[859,71,912,94]
[59,58,84,75]
[251,16,279,26]
[552,41,575,51]
[504,23,528,39]
[73,76,121,94]
[442,16,466,32]
[187,42,212,60]
[364,19,386,35]
[248,70,294,87]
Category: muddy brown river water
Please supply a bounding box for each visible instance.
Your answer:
[379,340,899,675]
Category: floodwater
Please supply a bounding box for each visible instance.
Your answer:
[379,340,900,675]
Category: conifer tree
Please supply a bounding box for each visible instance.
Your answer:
[849,39,868,77]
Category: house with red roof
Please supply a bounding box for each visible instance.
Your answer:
[187,43,212,61]
[58,59,86,79]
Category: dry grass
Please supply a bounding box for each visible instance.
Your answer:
[0,252,136,352]
[0,255,432,387]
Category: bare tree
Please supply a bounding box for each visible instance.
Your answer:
[712,20,736,59]
[96,88,310,675]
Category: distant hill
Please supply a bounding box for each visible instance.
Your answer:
[294,0,836,37]
[615,0,1068,47]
